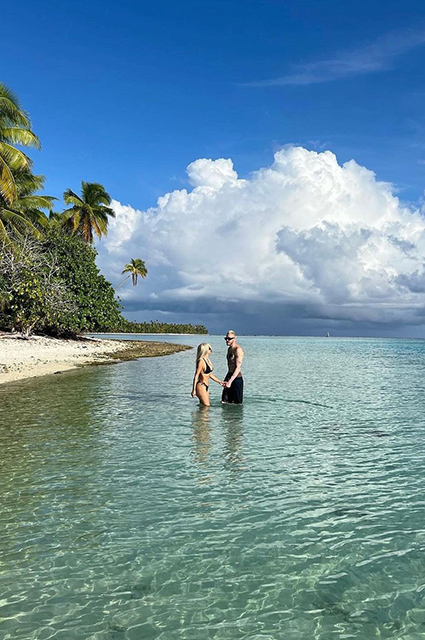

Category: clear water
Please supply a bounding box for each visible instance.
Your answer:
[2,336,425,639]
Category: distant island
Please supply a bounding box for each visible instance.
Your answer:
[118,320,208,334]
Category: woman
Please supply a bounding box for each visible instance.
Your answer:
[191,343,224,406]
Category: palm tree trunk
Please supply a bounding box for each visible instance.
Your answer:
[115,274,131,290]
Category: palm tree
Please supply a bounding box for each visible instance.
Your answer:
[0,83,51,243]
[0,170,55,243]
[116,259,148,290]
[0,83,41,206]
[62,181,115,243]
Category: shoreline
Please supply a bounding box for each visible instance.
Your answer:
[0,335,191,386]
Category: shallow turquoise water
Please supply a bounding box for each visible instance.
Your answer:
[2,336,425,639]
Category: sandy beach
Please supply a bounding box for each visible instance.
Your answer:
[0,334,191,385]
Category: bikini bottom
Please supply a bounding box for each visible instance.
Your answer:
[197,381,209,392]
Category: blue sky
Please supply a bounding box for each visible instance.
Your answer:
[3,0,425,207]
[3,0,425,335]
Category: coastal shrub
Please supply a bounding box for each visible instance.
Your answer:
[0,236,76,336]
[41,231,123,333]
[0,233,122,335]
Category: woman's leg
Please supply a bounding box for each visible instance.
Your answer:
[196,383,210,406]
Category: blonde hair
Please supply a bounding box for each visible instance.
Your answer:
[227,330,236,338]
[196,343,212,364]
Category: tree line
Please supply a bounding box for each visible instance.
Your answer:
[0,83,207,337]
[119,320,208,334]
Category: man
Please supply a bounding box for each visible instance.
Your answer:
[222,330,244,404]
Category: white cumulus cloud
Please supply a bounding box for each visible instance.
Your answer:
[96,147,425,333]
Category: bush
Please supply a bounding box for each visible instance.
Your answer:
[0,233,122,335]
[0,236,77,336]
[43,231,122,332]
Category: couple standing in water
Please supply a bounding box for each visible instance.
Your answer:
[191,330,244,406]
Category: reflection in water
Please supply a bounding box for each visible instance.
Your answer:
[221,405,244,477]
[191,405,245,479]
[191,406,211,469]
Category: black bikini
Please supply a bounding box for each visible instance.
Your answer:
[203,359,213,374]
[197,359,213,391]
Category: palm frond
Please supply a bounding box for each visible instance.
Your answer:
[0,83,31,128]
[62,206,80,220]
[16,195,56,212]
[1,127,41,149]
[82,181,112,206]
[91,215,103,239]
[63,188,84,207]
[91,209,110,227]
[0,217,10,243]
[48,210,65,221]
[0,206,43,239]
[0,141,32,172]
[61,207,83,235]
[0,98,29,128]
[0,155,17,203]
[23,208,49,228]
[14,171,46,197]
[100,205,115,218]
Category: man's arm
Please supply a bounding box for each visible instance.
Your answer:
[225,347,244,387]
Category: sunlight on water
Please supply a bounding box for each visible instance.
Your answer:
[2,336,425,639]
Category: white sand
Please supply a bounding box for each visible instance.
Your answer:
[0,335,128,385]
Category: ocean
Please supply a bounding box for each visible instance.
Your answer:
[1,335,425,639]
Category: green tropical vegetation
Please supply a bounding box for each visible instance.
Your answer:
[119,319,208,334]
[0,82,208,337]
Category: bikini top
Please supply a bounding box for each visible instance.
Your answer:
[203,358,213,374]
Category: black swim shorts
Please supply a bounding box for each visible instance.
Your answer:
[222,377,243,404]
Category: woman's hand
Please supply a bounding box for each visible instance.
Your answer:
[191,390,197,398]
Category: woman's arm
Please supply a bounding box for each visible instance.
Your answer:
[191,361,204,396]
[209,373,224,386]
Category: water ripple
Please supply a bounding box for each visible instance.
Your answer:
[2,336,425,638]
